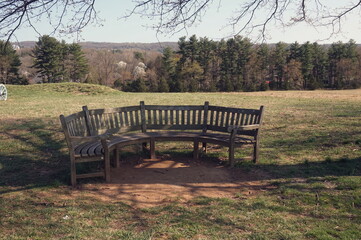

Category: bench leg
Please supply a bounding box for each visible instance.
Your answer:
[193,140,199,160]
[229,144,235,167]
[253,142,259,163]
[142,142,148,152]
[104,149,111,182]
[150,138,156,159]
[136,144,142,162]
[202,142,207,153]
[70,156,77,186]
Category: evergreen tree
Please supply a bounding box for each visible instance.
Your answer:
[288,42,302,61]
[310,43,328,89]
[158,77,170,92]
[32,35,64,83]
[160,47,177,91]
[327,40,359,89]
[0,41,26,84]
[125,78,148,92]
[284,59,303,89]
[32,35,89,83]
[248,44,271,91]
[175,35,203,91]
[256,43,271,90]
[235,36,253,90]
[271,42,288,89]
[67,43,89,82]
[187,35,199,64]
[299,41,315,89]
[197,37,215,90]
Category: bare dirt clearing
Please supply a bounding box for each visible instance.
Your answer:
[72,157,273,208]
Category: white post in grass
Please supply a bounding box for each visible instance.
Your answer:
[0,84,7,101]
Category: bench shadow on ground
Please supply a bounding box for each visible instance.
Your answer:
[67,149,359,207]
[1,119,360,207]
[0,119,69,193]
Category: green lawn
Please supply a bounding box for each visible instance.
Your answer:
[0,83,360,239]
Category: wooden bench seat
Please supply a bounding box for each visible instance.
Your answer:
[60,102,265,186]
[199,133,255,145]
[74,140,103,158]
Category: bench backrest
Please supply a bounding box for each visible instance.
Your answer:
[59,111,91,149]
[60,102,264,141]
[60,111,89,137]
[143,103,206,131]
[207,105,264,136]
[85,105,142,135]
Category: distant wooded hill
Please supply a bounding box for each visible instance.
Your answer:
[16,41,179,52]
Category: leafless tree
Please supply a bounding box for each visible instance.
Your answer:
[1,0,361,42]
[0,0,98,43]
[127,0,361,40]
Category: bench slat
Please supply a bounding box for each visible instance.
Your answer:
[146,125,204,130]
[181,110,185,125]
[164,110,168,124]
[152,110,157,124]
[220,111,225,127]
[197,110,202,125]
[159,110,163,124]
[124,111,129,126]
[76,172,105,179]
[208,105,260,115]
[176,110,180,125]
[170,110,174,124]
[118,112,123,127]
[135,110,140,126]
[129,111,135,126]
[89,106,140,115]
[225,111,230,127]
[113,112,120,129]
[145,105,203,111]
[199,133,255,145]
[64,111,85,122]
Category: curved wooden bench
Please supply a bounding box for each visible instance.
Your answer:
[60,102,265,186]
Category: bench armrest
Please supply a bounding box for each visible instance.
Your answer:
[227,124,260,132]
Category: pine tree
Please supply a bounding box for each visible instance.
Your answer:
[0,41,26,84]
[67,43,89,82]
[310,43,328,89]
[254,43,271,90]
[158,77,170,92]
[160,47,177,91]
[32,35,64,83]
[197,37,215,90]
[235,36,252,91]
[299,41,314,89]
[271,42,288,89]
[327,40,359,88]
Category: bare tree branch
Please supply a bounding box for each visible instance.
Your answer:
[0,0,98,42]
[0,0,361,43]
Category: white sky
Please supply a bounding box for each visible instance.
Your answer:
[10,0,361,44]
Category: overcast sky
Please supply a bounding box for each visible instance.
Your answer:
[11,0,361,44]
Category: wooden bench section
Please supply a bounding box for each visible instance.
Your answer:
[60,102,265,186]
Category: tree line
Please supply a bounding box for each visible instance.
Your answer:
[149,35,361,92]
[1,35,361,92]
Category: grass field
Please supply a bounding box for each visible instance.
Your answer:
[0,83,360,239]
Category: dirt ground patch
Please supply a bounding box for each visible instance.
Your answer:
[73,156,273,208]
